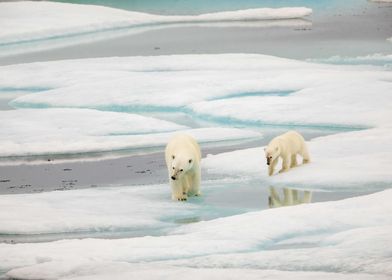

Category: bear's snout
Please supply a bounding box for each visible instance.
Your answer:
[171,176,176,180]
[266,158,271,165]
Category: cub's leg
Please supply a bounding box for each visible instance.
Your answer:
[279,155,290,173]
[301,146,310,164]
[268,158,278,176]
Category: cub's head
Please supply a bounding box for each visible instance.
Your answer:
[264,145,280,166]
[170,154,194,181]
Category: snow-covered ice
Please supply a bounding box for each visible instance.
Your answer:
[1,54,391,161]
[0,34,391,279]
[0,108,260,157]
[308,53,392,68]
[0,184,198,235]
[203,127,392,189]
[1,189,391,279]
[3,54,391,128]
[0,2,312,56]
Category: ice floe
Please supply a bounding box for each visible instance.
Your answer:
[1,189,391,278]
[203,127,392,189]
[1,53,391,159]
[0,108,260,157]
[0,2,312,56]
[3,54,391,127]
[308,53,392,68]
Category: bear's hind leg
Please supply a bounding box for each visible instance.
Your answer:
[291,154,298,168]
[301,148,310,164]
[189,171,201,197]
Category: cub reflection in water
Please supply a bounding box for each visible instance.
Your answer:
[269,186,312,208]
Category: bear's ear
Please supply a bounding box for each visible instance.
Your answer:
[189,159,192,163]
[263,147,266,151]
[172,155,175,160]
[275,147,279,151]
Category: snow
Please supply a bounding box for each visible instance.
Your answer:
[0,184,193,235]
[0,50,391,279]
[1,189,392,279]
[0,108,260,157]
[0,1,311,55]
[1,54,391,160]
[307,53,392,67]
[3,54,391,128]
[203,127,392,189]
[7,265,391,280]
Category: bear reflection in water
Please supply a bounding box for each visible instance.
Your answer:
[269,186,312,208]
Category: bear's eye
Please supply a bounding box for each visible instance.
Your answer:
[188,159,192,163]
[172,155,175,159]
[172,167,175,170]
[180,169,183,172]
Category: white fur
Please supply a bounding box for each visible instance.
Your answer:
[165,134,202,201]
[264,130,310,176]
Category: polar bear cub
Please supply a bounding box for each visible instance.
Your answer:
[165,134,201,201]
[264,130,310,176]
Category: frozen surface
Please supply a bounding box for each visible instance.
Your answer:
[0,2,311,56]
[1,54,391,278]
[3,54,391,128]
[308,53,392,67]
[1,54,391,158]
[0,108,260,157]
[0,184,196,235]
[1,189,391,279]
[203,127,392,189]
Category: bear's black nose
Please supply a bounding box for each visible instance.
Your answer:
[267,162,270,166]
[171,176,176,180]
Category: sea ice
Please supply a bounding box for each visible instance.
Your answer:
[307,53,392,67]
[203,127,392,189]
[0,2,312,56]
[0,108,260,157]
[1,54,391,161]
[1,189,391,279]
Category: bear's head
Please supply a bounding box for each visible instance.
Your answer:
[264,145,280,165]
[170,154,194,181]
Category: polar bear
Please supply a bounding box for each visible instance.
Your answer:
[264,130,310,176]
[165,134,201,201]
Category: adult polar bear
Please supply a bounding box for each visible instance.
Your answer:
[264,130,310,176]
[165,134,201,201]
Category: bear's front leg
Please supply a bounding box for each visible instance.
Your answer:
[171,180,187,201]
[279,155,290,173]
[268,158,278,176]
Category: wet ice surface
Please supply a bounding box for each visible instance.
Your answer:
[0,54,391,279]
[0,181,371,244]
[0,54,391,278]
[1,2,392,278]
[1,187,391,279]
